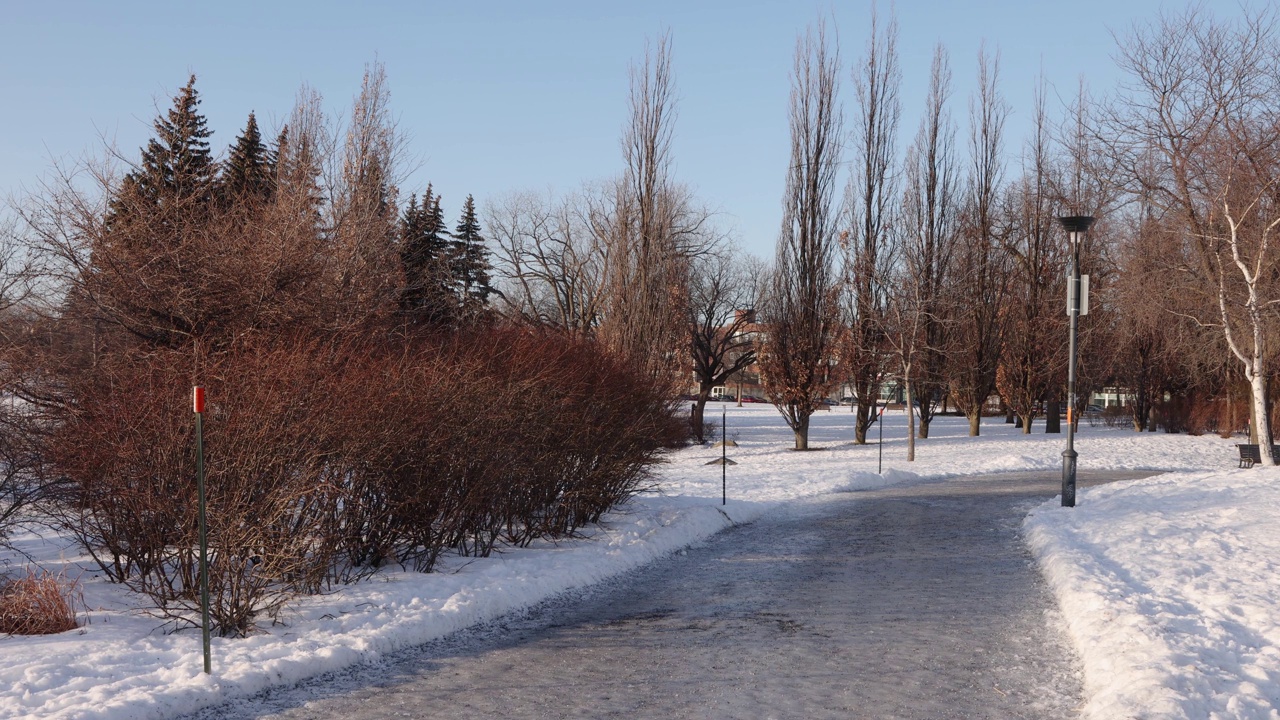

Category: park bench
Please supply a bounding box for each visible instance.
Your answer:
[1236,444,1280,468]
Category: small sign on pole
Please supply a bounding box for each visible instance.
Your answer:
[1066,274,1090,316]
[193,386,211,675]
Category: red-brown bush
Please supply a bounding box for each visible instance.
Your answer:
[43,326,682,636]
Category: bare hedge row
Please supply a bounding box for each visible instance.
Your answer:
[44,328,684,636]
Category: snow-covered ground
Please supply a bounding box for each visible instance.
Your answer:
[1026,467,1280,719]
[0,405,1257,719]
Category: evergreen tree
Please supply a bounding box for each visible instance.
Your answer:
[399,184,454,324]
[450,194,494,318]
[108,74,216,227]
[92,75,223,347]
[221,111,274,206]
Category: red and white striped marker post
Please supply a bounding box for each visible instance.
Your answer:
[193,386,211,674]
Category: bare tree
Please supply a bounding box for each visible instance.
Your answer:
[0,215,44,550]
[322,63,405,331]
[843,7,901,444]
[948,46,1013,436]
[596,33,709,383]
[1109,201,1178,431]
[900,44,958,441]
[1108,7,1280,461]
[1053,82,1118,432]
[687,248,760,441]
[997,81,1066,434]
[759,21,844,451]
[487,188,609,335]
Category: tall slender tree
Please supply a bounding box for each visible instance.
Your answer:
[901,44,958,440]
[997,81,1066,434]
[844,7,901,444]
[949,46,1012,436]
[325,63,403,329]
[596,32,708,382]
[759,20,844,451]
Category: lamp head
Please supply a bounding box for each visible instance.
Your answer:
[1058,216,1096,234]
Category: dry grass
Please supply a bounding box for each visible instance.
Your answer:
[0,567,83,635]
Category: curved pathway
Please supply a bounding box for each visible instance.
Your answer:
[192,470,1153,720]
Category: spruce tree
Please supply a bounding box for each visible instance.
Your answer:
[221,111,274,206]
[399,184,454,324]
[451,194,494,318]
[111,75,216,219]
[94,75,221,346]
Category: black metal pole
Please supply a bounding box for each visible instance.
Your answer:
[722,408,727,505]
[1063,241,1079,507]
[1058,216,1094,508]
[878,404,883,475]
[196,408,211,673]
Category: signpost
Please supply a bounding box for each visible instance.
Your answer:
[705,408,735,502]
[877,403,885,474]
[193,386,211,674]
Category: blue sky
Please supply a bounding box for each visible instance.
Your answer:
[0,1,1244,258]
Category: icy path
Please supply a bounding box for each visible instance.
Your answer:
[190,470,1152,720]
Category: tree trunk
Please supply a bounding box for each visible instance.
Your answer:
[794,413,811,450]
[1021,411,1033,434]
[1132,388,1147,432]
[1045,400,1060,433]
[854,401,873,444]
[1249,368,1272,464]
[692,384,713,442]
[968,410,981,436]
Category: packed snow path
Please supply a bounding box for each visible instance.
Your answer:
[191,470,1154,720]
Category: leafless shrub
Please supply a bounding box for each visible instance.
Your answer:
[0,567,83,635]
[40,327,680,636]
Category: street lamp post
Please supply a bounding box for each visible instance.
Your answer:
[1058,215,1094,508]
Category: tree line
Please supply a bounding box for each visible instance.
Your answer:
[754,5,1280,454]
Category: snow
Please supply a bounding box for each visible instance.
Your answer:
[1026,467,1280,719]
[0,405,1263,719]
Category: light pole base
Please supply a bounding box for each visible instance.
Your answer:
[1062,448,1078,507]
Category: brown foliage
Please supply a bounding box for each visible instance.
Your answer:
[0,568,82,635]
[40,328,681,637]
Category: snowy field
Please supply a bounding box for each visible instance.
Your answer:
[0,404,1259,719]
